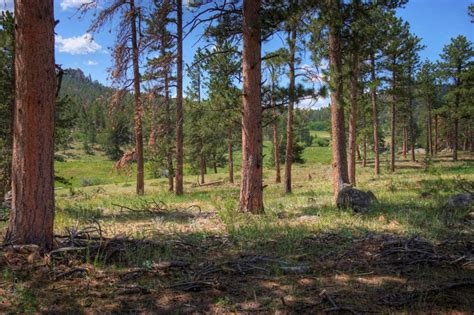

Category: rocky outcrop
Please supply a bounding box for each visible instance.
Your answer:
[1,190,11,209]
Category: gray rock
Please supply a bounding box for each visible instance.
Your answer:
[445,193,473,211]
[336,186,377,212]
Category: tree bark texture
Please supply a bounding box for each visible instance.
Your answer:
[370,53,380,175]
[6,0,56,250]
[239,0,264,213]
[348,50,359,186]
[284,27,296,194]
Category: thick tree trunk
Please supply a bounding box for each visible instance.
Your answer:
[272,102,281,183]
[328,14,349,198]
[130,0,144,195]
[6,0,56,250]
[239,0,263,213]
[284,27,296,194]
[175,0,184,194]
[348,50,359,186]
[370,53,380,175]
[228,128,234,184]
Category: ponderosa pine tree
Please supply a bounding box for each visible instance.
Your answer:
[175,0,184,195]
[439,35,473,161]
[5,0,56,249]
[417,61,439,156]
[240,0,264,213]
[84,0,145,195]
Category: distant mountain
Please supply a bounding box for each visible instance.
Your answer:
[59,68,113,107]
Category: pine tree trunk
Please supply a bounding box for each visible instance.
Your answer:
[239,0,263,213]
[328,10,349,197]
[427,103,433,156]
[434,114,438,155]
[284,27,296,194]
[200,153,205,185]
[410,117,416,162]
[228,128,234,184]
[348,50,359,186]
[402,127,407,159]
[272,99,281,183]
[390,91,396,172]
[213,161,217,174]
[356,145,361,161]
[363,136,367,168]
[165,74,174,192]
[370,53,380,175]
[6,0,56,250]
[130,0,144,195]
[175,0,184,194]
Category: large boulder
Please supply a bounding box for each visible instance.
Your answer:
[445,192,473,211]
[336,186,377,212]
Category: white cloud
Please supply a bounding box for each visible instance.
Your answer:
[60,0,91,11]
[297,96,330,109]
[0,0,13,13]
[56,33,102,55]
[85,60,98,66]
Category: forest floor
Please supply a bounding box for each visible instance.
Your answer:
[0,145,473,313]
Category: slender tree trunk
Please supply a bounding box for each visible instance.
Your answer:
[402,127,407,159]
[200,153,205,185]
[410,121,416,162]
[356,145,361,161]
[363,136,367,168]
[427,103,433,156]
[370,53,380,175]
[390,94,396,172]
[228,128,234,184]
[165,74,174,192]
[434,114,438,155]
[348,50,359,186]
[213,161,217,174]
[130,0,144,195]
[328,11,349,197]
[6,0,55,250]
[285,27,296,194]
[175,0,184,194]
[240,0,263,213]
[272,100,281,184]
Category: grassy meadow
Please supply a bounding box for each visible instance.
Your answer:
[1,138,473,313]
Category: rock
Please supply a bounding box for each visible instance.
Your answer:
[445,193,473,211]
[336,186,377,212]
[420,191,433,199]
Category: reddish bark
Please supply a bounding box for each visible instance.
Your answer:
[130,0,144,195]
[6,0,56,250]
[175,0,184,194]
[239,0,264,213]
[434,114,438,155]
[328,15,349,197]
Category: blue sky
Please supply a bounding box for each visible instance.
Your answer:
[1,0,473,108]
